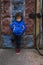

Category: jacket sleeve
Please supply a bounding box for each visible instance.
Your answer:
[9,22,14,31]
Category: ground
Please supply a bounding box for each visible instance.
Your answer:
[0,49,43,65]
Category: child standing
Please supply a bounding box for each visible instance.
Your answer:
[9,12,26,54]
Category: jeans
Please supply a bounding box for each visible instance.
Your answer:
[14,34,22,49]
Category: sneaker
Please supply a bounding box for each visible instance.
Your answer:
[16,49,20,54]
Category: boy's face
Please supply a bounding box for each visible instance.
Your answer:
[16,17,22,22]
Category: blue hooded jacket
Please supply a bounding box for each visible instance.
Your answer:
[9,20,26,36]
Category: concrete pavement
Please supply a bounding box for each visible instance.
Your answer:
[0,49,43,65]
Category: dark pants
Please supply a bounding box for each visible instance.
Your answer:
[14,35,22,50]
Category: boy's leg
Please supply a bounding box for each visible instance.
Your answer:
[16,35,21,50]
[15,35,22,54]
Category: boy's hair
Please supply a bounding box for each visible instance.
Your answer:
[15,12,23,19]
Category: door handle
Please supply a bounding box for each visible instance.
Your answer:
[29,13,43,19]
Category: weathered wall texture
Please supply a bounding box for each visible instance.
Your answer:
[25,0,35,34]
[0,0,35,48]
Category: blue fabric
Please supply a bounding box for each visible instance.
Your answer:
[9,20,26,36]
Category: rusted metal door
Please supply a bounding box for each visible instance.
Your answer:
[0,0,37,48]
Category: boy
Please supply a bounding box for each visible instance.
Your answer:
[9,12,26,54]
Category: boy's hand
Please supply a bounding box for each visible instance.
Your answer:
[22,25,25,30]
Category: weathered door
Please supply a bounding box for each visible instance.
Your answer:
[0,0,36,48]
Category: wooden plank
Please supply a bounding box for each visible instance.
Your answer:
[36,0,40,45]
[36,0,40,36]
